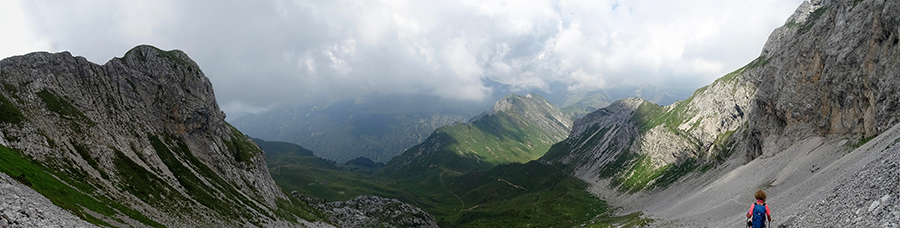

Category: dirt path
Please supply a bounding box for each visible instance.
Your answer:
[439,170,466,214]
[497,177,527,190]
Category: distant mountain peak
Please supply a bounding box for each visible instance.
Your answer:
[486,93,543,114]
[383,93,573,178]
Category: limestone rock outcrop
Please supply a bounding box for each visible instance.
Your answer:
[292,192,438,228]
[738,0,900,159]
[543,63,756,192]
[544,0,900,196]
[0,45,315,227]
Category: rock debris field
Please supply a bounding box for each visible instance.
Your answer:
[0,173,97,228]
[779,142,900,228]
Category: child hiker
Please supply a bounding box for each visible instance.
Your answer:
[746,190,773,228]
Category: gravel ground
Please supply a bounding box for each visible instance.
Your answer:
[0,173,97,228]
[596,123,900,228]
[778,139,900,228]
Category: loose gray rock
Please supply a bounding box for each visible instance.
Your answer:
[778,141,899,227]
[0,173,97,228]
[293,192,438,228]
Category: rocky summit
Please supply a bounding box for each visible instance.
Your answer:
[0,45,319,227]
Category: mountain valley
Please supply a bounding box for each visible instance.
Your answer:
[1,0,899,227]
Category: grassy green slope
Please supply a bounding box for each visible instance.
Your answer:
[380,131,491,179]
[443,112,559,164]
[262,138,649,227]
[408,162,651,227]
[0,144,164,227]
[0,133,321,228]
[262,139,419,203]
[382,103,568,179]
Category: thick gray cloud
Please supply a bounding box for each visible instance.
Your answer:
[1,0,804,114]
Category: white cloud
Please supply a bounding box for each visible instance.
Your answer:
[115,0,174,40]
[1,0,805,114]
[0,0,55,58]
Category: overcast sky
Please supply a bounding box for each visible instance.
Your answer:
[1,0,804,115]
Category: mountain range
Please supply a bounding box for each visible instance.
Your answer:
[230,97,473,163]
[382,93,572,177]
[1,0,899,227]
[230,80,685,164]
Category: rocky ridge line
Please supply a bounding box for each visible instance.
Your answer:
[0,45,312,227]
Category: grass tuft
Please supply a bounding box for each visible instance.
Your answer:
[0,92,25,124]
[799,7,828,35]
[848,134,877,148]
[36,90,91,124]
[227,125,261,164]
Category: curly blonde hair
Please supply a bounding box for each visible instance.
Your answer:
[755,190,767,202]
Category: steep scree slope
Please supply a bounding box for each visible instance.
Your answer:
[540,0,900,226]
[544,0,900,195]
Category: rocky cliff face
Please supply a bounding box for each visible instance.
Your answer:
[0,45,317,227]
[543,59,756,192]
[738,0,900,158]
[544,0,900,195]
[539,0,900,226]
